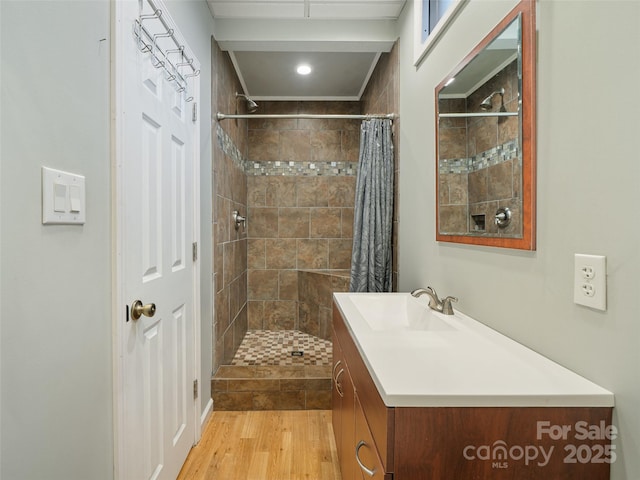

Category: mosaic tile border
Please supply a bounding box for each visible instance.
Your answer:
[247,160,358,177]
[217,124,358,177]
[216,124,247,170]
[439,139,519,174]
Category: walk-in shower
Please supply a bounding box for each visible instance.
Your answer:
[210,34,400,412]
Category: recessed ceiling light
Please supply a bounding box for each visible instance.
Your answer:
[444,77,455,86]
[296,64,312,75]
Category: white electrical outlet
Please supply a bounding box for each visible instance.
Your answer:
[580,266,595,279]
[574,254,606,311]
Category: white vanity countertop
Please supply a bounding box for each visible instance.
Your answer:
[333,292,615,408]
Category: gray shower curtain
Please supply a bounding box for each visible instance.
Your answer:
[349,118,394,292]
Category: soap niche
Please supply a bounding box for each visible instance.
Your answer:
[471,214,486,231]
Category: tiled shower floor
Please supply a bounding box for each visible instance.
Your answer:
[231,330,332,367]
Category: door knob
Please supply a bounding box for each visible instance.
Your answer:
[131,300,156,320]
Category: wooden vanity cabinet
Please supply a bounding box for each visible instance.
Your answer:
[332,303,614,480]
[332,328,357,480]
[332,304,394,479]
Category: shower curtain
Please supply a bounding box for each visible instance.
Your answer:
[349,118,394,292]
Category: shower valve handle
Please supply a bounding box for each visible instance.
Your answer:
[233,210,247,230]
[494,207,512,227]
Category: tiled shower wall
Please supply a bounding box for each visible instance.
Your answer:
[211,38,400,374]
[212,39,249,370]
[298,270,350,340]
[246,101,360,334]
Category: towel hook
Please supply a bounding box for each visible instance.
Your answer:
[153,29,174,49]
[138,40,152,53]
[149,29,173,69]
[176,58,193,68]
[150,54,165,69]
[139,8,162,23]
[165,46,185,58]
[132,20,152,53]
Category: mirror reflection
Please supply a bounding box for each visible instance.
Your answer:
[438,16,521,237]
[435,0,535,250]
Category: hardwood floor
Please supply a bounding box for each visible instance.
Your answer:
[177,410,342,480]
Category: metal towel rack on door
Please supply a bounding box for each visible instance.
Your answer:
[133,0,200,101]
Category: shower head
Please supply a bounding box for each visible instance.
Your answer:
[246,98,259,113]
[479,87,505,111]
[236,92,259,113]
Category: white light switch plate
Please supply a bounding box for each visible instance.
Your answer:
[42,167,86,225]
[574,254,606,311]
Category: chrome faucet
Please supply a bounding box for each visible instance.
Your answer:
[411,287,458,315]
[411,287,441,310]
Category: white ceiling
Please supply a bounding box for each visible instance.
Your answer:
[231,51,381,99]
[207,0,406,20]
[207,0,406,100]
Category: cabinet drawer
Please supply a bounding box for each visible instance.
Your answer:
[355,394,392,480]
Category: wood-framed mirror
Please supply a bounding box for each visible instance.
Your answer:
[435,0,536,250]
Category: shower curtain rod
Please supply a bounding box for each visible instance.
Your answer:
[215,112,396,121]
[438,112,518,118]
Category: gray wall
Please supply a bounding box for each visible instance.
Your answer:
[0,1,215,478]
[397,1,640,479]
[1,1,113,478]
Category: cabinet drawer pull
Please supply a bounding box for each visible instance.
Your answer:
[355,440,377,476]
[332,360,342,381]
[335,369,345,397]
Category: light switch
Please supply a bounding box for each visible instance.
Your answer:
[42,167,86,225]
[54,183,67,213]
[69,185,81,213]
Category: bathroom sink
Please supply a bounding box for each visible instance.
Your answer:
[347,294,455,331]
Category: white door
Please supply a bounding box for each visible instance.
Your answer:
[114,1,201,479]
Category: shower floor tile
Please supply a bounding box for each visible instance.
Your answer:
[231,330,332,367]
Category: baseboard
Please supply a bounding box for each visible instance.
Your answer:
[200,397,213,427]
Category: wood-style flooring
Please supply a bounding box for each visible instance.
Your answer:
[177,410,342,480]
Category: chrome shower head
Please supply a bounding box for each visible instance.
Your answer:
[246,98,259,113]
[479,87,505,111]
[236,92,259,113]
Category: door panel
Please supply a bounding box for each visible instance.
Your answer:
[170,136,186,271]
[141,113,163,281]
[115,0,200,478]
[142,318,163,478]
[169,303,188,444]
